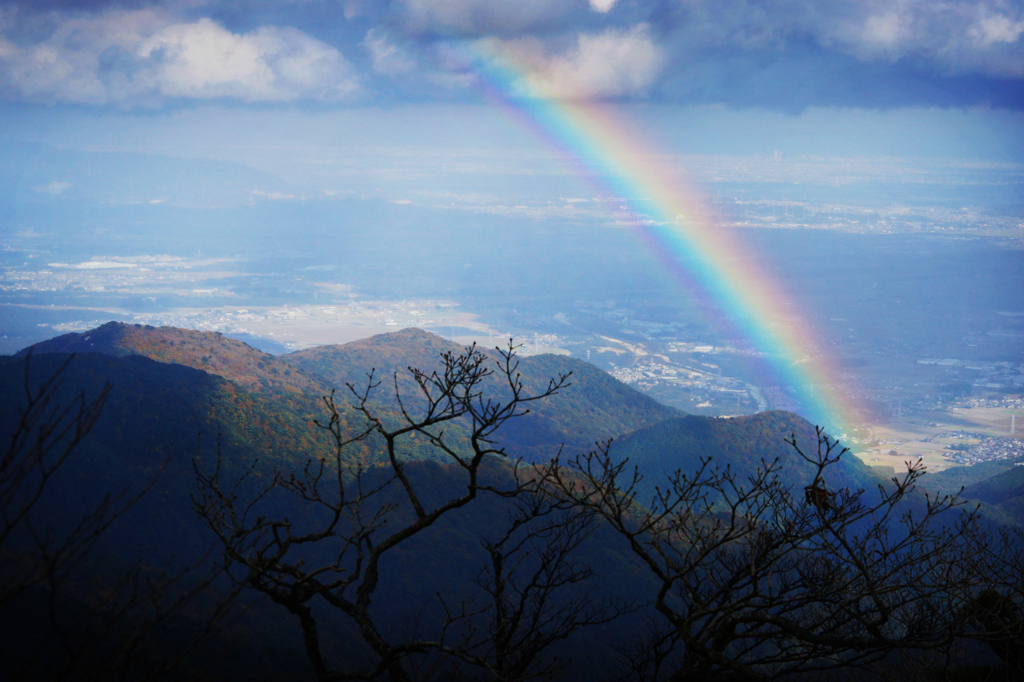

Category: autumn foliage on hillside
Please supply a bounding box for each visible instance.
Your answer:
[22,321,325,396]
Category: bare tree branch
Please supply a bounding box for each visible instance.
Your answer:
[193,340,603,681]
[548,427,998,680]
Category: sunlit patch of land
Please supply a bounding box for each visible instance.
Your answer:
[2,255,244,298]
[939,406,1023,434]
[855,426,959,474]
[853,406,1024,474]
[519,345,571,356]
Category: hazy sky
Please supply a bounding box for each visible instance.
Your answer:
[2,1,1021,422]
[0,1,1022,165]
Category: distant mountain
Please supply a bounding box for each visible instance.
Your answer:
[7,324,995,679]
[922,458,1021,494]
[19,321,327,397]
[18,324,682,464]
[9,324,927,504]
[284,328,683,460]
[959,464,1024,525]
[282,327,465,384]
[608,411,889,506]
[918,457,1024,526]
[963,464,1024,505]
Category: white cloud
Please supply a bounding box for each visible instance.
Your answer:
[251,190,299,200]
[481,25,662,99]
[137,19,358,101]
[862,12,911,52]
[0,10,359,106]
[970,13,1024,48]
[2,0,1022,109]
[138,19,277,99]
[791,1,1024,76]
[33,181,71,195]
[589,0,618,13]
[364,29,416,75]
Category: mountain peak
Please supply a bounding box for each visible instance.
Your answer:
[20,322,324,396]
[285,327,682,460]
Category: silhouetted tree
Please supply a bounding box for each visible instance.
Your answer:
[548,427,1013,680]
[194,341,619,681]
[190,337,1024,681]
[956,526,1024,679]
[444,491,630,681]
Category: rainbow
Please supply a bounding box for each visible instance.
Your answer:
[462,44,866,436]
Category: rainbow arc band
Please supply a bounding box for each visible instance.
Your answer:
[461,43,864,435]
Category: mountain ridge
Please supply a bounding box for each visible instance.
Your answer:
[19,321,327,397]
[18,322,1021,528]
[284,327,684,460]
[15,323,687,467]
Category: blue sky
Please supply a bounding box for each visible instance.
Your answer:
[1,1,1021,417]
[0,1,1022,163]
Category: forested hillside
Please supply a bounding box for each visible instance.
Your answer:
[2,325,1022,681]
[285,328,682,459]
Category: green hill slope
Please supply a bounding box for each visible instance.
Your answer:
[284,328,682,460]
[923,458,1020,493]
[25,324,681,464]
[963,465,1024,506]
[916,457,1024,526]
[0,349,651,677]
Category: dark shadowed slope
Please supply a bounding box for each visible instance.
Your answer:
[0,347,654,678]
[923,458,1021,493]
[910,456,1024,526]
[608,411,889,506]
[0,352,329,566]
[7,328,996,679]
[961,465,1024,525]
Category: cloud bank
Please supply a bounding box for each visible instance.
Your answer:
[0,0,1021,109]
[0,8,359,106]
[480,25,662,99]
